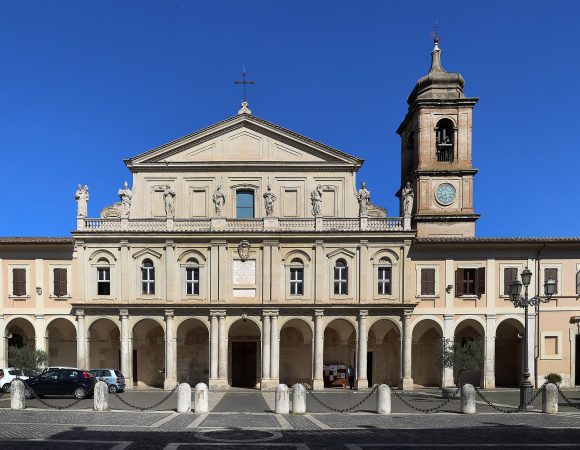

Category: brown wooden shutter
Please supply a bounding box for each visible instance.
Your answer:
[455,269,464,297]
[421,269,428,295]
[545,268,558,295]
[13,268,26,296]
[476,267,486,296]
[54,268,67,297]
[504,268,517,295]
[421,268,435,295]
[576,271,580,296]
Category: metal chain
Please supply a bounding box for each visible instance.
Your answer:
[112,383,180,411]
[302,383,379,414]
[473,382,547,413]
[555,385,580,410]
[391,385,461,413]
[26,386,87,410]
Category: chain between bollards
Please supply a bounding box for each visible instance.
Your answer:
[390,384,462,413]
[473,381,548,413]
[112,382,181,411]
[25,385,88,410]
[555,384,580,410]
[301,383,379,414]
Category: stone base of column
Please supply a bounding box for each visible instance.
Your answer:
[355,378,369,390]
[400,377,414,391]
[209,378,230,390]
[312,378,324,390]
[163,377,178,390]
[260,378,279,390]
[484,375,495,389]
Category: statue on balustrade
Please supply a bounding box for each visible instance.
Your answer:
[118,181,133,218]
[263,185,277,216]
[75,184,89,218]
[356,181,371,217]
[163,185,176,218]
[213,185,225,216]
[402,181,414,217]
[311,184,323,217]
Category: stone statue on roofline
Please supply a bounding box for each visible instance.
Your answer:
[402,181,414,217]
[163,185,176,218]
[311,184,323,217]
[356,181,371,218]
[213,185,225,216]
[75,184,89,218]
[118,181,133,218]
[263,185,277,217]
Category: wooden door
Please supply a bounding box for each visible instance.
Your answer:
[232,342,257,388]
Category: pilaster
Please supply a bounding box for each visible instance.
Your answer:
[312,309,325,390]
[355,310,368,389]
[164,309,177,390]
[400,309,414,391]
[484,314,496,389]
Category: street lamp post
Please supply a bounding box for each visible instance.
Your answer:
[509,267,557,409]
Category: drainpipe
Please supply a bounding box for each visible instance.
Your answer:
[534,243,547,387]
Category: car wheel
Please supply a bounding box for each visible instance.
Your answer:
[73,387,87,399]
[108,384,118,394]
[2,383,10,392]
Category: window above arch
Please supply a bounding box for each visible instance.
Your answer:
[334,259,348,295]
[236,189,255,218]
[435,118,454,162]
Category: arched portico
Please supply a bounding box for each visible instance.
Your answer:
[5,317,36,368]
[495,318,523,387]
[412,319,442,387]
[368,319,401,386]
[228,318,261,388]
[279,318,312,386]
[132,319,165,388]
[88,318,120,372]
[454,318,485,387]
[46,318,77,367]
[176,318,209,385]
[324,318,356,388]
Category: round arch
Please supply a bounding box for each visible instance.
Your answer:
[46,318,77,367]
[132,318,165,388]
[281,249,312,263]
[495,318,524,387]
[5,317,36,355]
[177,249,207,263]
[228,318,261,388]
[412,318,443,387]
[410,315,444,337]
[496,314,525,329]
[323,318,356,388]
[88,318,120,372]
[176,318,209,385]
[453,316,486,336]
[368,318,401,386]
[279,316,313,334]
[226,316,262,334]
[454,318,485,387]
[280,318,313,386]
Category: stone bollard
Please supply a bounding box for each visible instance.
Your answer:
[194,383,208,413]
[10,379,25,410]
[292,384,306,414]
[377,384,391,414]
[542,383,558,414]
[460,384,476,414]
[177,383,192,413]
[93,381,109,411]
[275,384,289,414]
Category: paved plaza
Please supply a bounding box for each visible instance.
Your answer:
[1,388,580,448]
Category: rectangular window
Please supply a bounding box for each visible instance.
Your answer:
[186,267,200,295]
[334,264,348,295]
[455,268,485,297]
[544,268,559,295]
[378,267,392,295]
[97,267,111,296]
[290,267,304,295]
[503,267,518,296]
[236,190,254,218]
[141,266,155,295]
[53,268,68,297]
[420,268,435,296]
[12,268,26,296]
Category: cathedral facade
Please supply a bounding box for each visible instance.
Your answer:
[2,41,579,391]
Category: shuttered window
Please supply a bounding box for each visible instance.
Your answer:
[503,268,518,296]
[53,268,68,297]
[576,271,580,296]
[420,268,436,295]
[12,268,26,296]
[455,268,485,297]
[544,268,558,295]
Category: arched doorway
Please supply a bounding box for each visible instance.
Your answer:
[177,319,209,385]
[228,319,261,388]
[323,319,356,388]
[495,319,523,387]
[454,319,485,387]
[368,319,401,386]
[412,319,442,387]
[47,319,77,367]
[132,319,165,388]
[5,318,36,367]
[279,318,312,386]
[88,318,120,371]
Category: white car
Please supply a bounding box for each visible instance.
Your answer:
[0,368,29,392]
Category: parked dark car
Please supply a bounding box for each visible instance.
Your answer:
[24,368,95,399]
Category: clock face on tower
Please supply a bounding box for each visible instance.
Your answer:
[435,183,456,206]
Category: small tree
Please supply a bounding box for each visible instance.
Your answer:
[436,338,485,386]
[8,345,49,376]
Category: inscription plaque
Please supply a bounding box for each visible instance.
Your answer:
[233,260,256,285]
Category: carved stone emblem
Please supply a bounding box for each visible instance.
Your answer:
[238,240,250,260]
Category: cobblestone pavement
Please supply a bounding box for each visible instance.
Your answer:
[2,388,580,448]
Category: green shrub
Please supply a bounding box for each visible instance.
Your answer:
[544,373,562,385]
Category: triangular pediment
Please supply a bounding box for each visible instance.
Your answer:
[125,113,363,171]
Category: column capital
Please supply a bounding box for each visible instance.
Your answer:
[35,314,45,320]
[485,314,496,321]
[119,309,129,318]
[164,309,175,318]
[314,309,324,317]
[263,309,279,317]
[210,310,226,317]
[165,239,175,248]
[403,309,414,318]
[359,310,368,318]
[443,314,454,321]
[76,309,85,318]
[358,240,369,249]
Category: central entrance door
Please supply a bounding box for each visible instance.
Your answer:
[232,342,257,388]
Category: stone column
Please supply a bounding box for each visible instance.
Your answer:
[261,314,271,385]
[443,314,454,387]
[218,314,228,384]
[270,312,280,382]
[312,310,324,390]
[35,315,46,354]
[356,310,368,389]
[76,310,86,369]
[164,310,177,390]
[484,314,496,389]
[0,316,6,369]
[120,310,131,384]
[210,313,219,380]
[527,311,536,386]
[400,310,414,391]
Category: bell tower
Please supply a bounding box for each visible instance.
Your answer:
[397,38,479,237]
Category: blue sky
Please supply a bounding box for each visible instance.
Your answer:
[0,1,578,237]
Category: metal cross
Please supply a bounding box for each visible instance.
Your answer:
[234,66,255,102]
[431,21,440,40]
